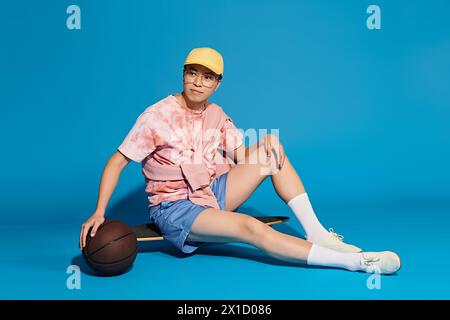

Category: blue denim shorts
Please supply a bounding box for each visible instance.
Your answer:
[148,172,228,254]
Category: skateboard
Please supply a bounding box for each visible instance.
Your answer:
[130,216,290,242]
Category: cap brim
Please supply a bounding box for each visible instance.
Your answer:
[184,59,222,75]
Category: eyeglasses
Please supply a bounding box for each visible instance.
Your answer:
[183,69,220,88]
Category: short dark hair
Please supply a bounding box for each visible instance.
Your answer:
[183,65,222,81]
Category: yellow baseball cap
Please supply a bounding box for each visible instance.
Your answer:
[184,47,224,76]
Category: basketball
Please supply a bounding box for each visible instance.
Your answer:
[82,220,137,276]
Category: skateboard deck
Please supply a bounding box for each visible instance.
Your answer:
[131,216,289,242]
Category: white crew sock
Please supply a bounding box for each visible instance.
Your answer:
[287,193,329,241]
[307,244,363,272]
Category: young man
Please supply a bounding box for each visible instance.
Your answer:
[80,47,401,274]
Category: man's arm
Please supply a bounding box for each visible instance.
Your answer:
[94,150,132,212]
[80,150,132,248]
[111,150,133,170]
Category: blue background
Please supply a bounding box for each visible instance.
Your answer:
[1,0,449,299]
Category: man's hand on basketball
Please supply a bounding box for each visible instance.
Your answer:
[80,212,105,250]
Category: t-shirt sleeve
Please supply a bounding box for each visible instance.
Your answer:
[117,111,157,163]
[220,117,244,154]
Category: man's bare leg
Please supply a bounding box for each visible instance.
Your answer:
[187,208,401,274]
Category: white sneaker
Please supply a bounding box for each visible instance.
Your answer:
[359,251,402,274]
[308,228,363,253]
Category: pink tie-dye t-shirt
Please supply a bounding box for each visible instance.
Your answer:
[117,94,244,207]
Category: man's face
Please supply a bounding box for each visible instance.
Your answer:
[183,64,221,103]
